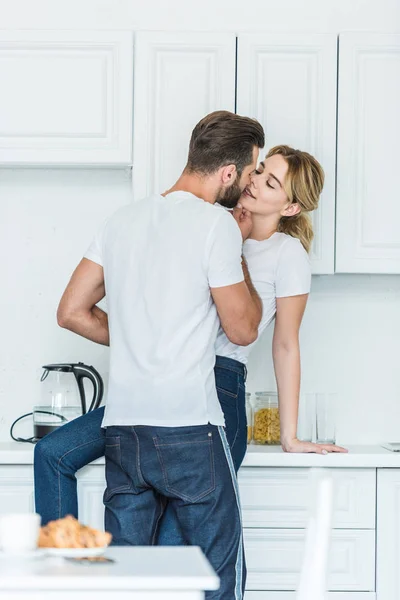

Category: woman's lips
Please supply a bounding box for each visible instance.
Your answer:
[243,187,255,199]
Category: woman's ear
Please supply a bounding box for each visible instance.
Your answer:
[283,202,301,217]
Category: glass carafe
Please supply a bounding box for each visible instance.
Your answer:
[33,370,82,436]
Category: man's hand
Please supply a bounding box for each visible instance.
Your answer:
[232,203,253,241]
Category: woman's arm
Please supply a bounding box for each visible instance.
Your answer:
[273,295,347,454]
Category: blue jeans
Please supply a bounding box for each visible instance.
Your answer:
[105,424,244,599]
[34,356,247,599]
[34,355,247,527]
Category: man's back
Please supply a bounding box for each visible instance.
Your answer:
[85,191,243,427]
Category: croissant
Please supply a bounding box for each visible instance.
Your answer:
[38,515,112,549]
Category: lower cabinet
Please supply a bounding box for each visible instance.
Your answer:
[377,469,400,600]
[244,529,375,592]
[0,465,34,514]
[245,594,375,599]
[6,463,400,600]
[77,463,106,531]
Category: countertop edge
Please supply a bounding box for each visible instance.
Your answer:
[0,443,399,468]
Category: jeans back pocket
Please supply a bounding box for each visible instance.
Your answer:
[154,429,215,503]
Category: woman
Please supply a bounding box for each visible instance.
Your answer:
[34,144,346,535]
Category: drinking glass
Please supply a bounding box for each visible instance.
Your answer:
[316,393,337,445]
[297,393,315,442]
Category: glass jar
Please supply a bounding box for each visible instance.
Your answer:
[253,392,280,445]
[245,392,253,444]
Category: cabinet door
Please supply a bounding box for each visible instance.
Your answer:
[239,468,376,529]
[0,466,34,513]
[0,31,133,165]
[132,31,235,200]
[77,464,105,531]
[336,34,400,273]
[244,529,375,592]
[237,34,337,274]
[244,593,375,599]
[377,469,400,600]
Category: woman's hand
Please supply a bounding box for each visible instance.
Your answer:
[281,438,348,454]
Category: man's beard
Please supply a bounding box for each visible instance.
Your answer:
[216,178,243,209]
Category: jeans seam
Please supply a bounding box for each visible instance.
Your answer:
[131,427,147,487]
[231,394,240,451]
[216,386,238,399]
[154,440,212,447]
[57,436,105,520]
[151,496,165,546]
[215,365,244,377]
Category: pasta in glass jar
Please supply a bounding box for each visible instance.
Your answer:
[252,392,280,445]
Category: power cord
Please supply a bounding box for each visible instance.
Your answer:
[10,411,68,444]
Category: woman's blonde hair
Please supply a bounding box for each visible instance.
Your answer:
[266,145,325,253]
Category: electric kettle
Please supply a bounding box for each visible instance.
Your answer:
[10,362,104,442]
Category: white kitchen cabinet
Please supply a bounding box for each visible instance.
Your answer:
[240,468,375,529]
[0,31,133,165]
[244,529,375,592]
[77,463,105,532]
[377,469,400,600]
[336,33,400,273]
[0,465,34,513]
[245,594,375,599]
[132,31,236,200]
[236,34,337,274]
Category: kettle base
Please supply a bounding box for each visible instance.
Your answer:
[34,424,61,439]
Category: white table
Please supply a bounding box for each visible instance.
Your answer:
[0,546,219,600]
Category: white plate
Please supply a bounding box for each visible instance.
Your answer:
[45,546,108,558]
[0,549,47,560]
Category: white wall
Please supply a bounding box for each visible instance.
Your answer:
[0,0,399,33]
[0,0,399,445]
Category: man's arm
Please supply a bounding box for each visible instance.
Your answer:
[209,205,262,346]
[57,258,109,346]
[211,258,262,346]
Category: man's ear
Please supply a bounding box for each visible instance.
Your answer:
[282,202,301,217]
[220,164,237,184]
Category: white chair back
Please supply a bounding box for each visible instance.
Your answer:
[296,468,334,600]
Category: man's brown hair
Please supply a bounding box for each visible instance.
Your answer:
[186,111,265,177]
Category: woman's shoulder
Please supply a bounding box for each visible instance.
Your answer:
[273,233,311,279]
[276,232,308,255]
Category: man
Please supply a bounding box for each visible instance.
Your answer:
[57,111,265,599]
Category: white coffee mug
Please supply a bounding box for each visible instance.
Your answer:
[0,513,41,554]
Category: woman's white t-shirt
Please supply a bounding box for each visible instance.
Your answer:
[214,232,311,365]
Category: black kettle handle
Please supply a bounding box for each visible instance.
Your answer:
[72,363,104,414]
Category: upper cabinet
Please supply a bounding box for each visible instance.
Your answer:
[132,31,236,200]
[0,31,133,165]
[237,34,338,274]
[336,33,400,273]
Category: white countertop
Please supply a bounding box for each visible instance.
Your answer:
[1,441,400,468]
[0,547,219,591]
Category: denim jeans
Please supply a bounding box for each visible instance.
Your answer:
[34,355,247,599]
[104,423,244,599]
[34,355,247,527]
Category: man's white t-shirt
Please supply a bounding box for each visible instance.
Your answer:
[84,192,244,427]
[215,232,311,364]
